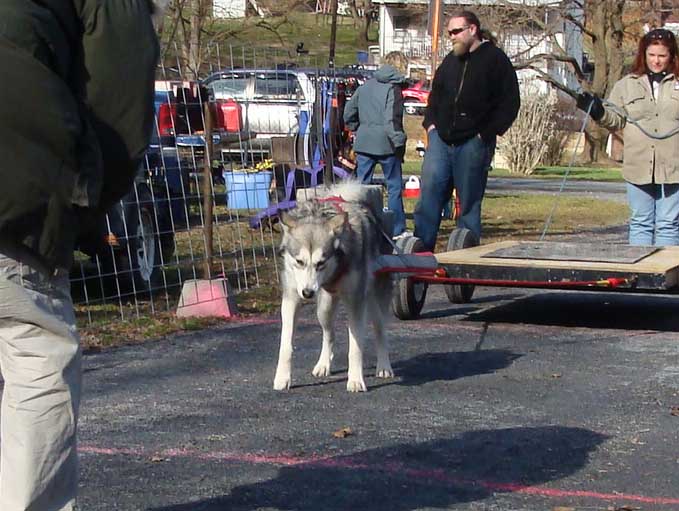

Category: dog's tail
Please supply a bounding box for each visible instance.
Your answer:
[327,180,393,241]
[327,180,381,211]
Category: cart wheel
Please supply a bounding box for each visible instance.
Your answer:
[445,228,479,304]
[392,236,428,320]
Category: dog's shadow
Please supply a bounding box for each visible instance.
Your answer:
[389,349,521,387]
[294,349,521,390]
[148,425,607,511]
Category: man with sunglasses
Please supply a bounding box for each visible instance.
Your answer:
[414,10,520,250]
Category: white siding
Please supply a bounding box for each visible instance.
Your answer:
[213,0,246,18]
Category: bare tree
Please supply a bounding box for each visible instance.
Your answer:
[348,0,377,48]
[474,0,672,163]
[158,0,213,79]
[158,0,313,79]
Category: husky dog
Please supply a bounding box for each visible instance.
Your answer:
[273,182,394,392]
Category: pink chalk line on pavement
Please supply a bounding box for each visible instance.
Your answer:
[79,445,679,506]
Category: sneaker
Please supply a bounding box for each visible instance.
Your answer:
[392,231,414,241]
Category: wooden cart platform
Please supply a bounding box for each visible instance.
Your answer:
[434,241,679,291]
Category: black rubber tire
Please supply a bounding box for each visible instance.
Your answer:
[392,236,428,320]
[117,206,162,292]
[444,228,479,303]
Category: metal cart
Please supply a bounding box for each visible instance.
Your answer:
[388,228,679,320]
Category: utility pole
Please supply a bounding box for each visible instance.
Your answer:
[328,0,339,69]
[325,0,339,185]
[429,0,442,78]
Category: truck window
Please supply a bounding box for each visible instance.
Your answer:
[210,78,248,100]
[253,74,301,100]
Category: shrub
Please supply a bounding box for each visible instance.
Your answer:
[498,81,558,175]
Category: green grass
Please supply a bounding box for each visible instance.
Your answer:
[491,166,624,181]
[401,193,628,252]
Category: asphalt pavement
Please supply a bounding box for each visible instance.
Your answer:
[4,221,679,510]
[486,177,627,203]
[69,262,679,510]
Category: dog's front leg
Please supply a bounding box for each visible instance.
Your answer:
[273,291,300,390]
[312,289,338,378]
[346,303,368,392]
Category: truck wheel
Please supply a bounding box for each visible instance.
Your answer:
[392,236,428,320]
[118,206,162,292]
[444,228,478,303]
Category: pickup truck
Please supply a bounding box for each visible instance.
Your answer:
[181,68,316,165]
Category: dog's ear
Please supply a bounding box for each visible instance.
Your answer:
[327,212,349,236]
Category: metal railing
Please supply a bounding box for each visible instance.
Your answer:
[70,45,360,324]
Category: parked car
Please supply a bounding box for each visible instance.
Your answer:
[75,90,190,291]
[402,79,430,115]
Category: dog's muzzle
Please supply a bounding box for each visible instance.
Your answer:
[301,288,315,299]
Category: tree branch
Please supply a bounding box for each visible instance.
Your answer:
[514,52,586,81]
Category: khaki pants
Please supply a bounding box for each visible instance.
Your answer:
[0,254,81,511]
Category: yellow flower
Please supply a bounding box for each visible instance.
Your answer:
[254,159,274,171]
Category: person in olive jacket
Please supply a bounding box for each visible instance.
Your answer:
[344,51,409,238]
[0,1,163,509]
[578,28,679,246]
[414,10,520,251]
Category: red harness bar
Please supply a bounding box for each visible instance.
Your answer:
[415,273,632,289]
[377,265,633,289]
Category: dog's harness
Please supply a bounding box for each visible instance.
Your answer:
[315,195,348,213]
[321,249,349,294]
[314,196,352,294]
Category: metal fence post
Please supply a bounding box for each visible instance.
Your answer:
[203,100,214,279]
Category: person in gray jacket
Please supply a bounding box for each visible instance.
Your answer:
[0,2,162,509]
[344,51,409,238]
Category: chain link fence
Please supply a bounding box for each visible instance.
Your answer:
[71,45,368,325]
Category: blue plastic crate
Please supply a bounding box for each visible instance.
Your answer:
[223,171,272,210]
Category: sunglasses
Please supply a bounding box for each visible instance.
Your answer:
[646,29,675,41]
[448,26,470,36]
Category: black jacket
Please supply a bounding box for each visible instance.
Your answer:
[423,42,520,145]
[0,0,159,272]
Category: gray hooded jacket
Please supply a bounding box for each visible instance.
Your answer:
[343,64,407,156]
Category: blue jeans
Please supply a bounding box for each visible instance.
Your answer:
[414,130,492,250]
[626,182,679,246]
[356,152,406,236]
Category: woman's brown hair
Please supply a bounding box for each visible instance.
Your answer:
[630,28,679,76]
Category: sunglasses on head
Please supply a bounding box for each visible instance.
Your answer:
[448,26,470,36]
[646,29,675,41]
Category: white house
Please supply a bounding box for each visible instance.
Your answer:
[213,0,269,18]
[213,0,246,18]
[372,0,584,92]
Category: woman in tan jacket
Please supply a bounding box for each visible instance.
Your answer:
[577,28,679,246]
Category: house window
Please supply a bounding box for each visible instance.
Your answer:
[393,15,409,29]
